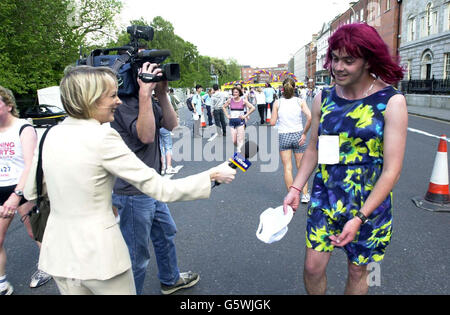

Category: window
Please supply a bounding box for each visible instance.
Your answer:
[368,0,381,19]
[420,17,425,38]
[386,0,391,11]
[432,11,438,34]
[407,60,412,80]
[367,1,374,20]
[447,3,450,31]
[408,17,416,41]
[360,8,365,21]
[426,3,432,36]
[444,53,450,80]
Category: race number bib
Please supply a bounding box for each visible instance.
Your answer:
[318,135,340,165]
[0,161,14,180]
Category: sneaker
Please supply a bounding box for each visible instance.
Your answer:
[160,271,200,295]
[0,282,13,295]
[166,166,178,174]
[301,193,311,204]
[30,269,52,288]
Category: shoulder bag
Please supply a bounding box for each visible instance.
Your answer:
[24,125,55,242]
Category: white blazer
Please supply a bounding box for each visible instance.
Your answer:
[24,117,211,280]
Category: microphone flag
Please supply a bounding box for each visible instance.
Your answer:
[229,152,251,172]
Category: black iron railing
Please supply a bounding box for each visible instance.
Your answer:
[400,79,450,95]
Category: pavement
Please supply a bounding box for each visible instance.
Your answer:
[407,105,450,122]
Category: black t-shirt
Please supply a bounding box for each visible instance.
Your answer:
[111,95,162,195]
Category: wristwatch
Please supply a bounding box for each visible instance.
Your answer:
[13,190,24,197]
[355,211,368,224]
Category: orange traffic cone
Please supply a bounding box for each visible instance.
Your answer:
[412,135,450,212]
[201,108,206,128]
[266,104,271,124]
[425,135,449,204]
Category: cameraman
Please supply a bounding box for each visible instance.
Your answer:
[111,61,200,295]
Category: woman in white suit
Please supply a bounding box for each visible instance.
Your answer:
[24,65,236,295]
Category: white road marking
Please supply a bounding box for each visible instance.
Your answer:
[407,128,450,143]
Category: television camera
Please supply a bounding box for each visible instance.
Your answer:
[78,25,180,95]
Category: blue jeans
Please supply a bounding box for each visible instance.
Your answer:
[159,131,173,156]
[112,194,180,295]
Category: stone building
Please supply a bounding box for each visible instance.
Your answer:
[399,0,450,80]
[293,45,307,84]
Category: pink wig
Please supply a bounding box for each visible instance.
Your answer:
[324,23,404,84]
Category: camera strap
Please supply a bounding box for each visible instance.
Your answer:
[111,50,133,75]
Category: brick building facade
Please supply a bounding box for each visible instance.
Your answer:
[330,0,402,59]
[305,36,318,88]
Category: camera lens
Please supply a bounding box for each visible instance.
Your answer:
[162,63,180,81]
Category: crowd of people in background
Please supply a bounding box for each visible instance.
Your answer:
[185,82,313,129]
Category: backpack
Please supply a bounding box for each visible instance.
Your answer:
[186,96,194,112]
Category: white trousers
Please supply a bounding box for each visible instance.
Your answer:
[53,269,136,295]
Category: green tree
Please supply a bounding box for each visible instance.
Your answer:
[70,0,122,45]
[0,0,73,95]
[0,0,122,103]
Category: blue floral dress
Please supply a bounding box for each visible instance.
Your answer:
[306,85,402,265]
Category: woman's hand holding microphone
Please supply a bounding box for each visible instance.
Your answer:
[208,162,236,184]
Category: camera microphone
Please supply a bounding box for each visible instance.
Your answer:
[137,49,171,64]
[213,140,259,188]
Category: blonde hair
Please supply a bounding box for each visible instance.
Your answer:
[282,78,296,99]
[0,86,19,117]
[60,66,117,119]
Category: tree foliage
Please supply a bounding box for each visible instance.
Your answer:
[0,0,122,98]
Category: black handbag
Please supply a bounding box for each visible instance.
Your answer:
[26,125,55,242]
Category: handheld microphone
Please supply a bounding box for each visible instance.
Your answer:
[214,140,259,187]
